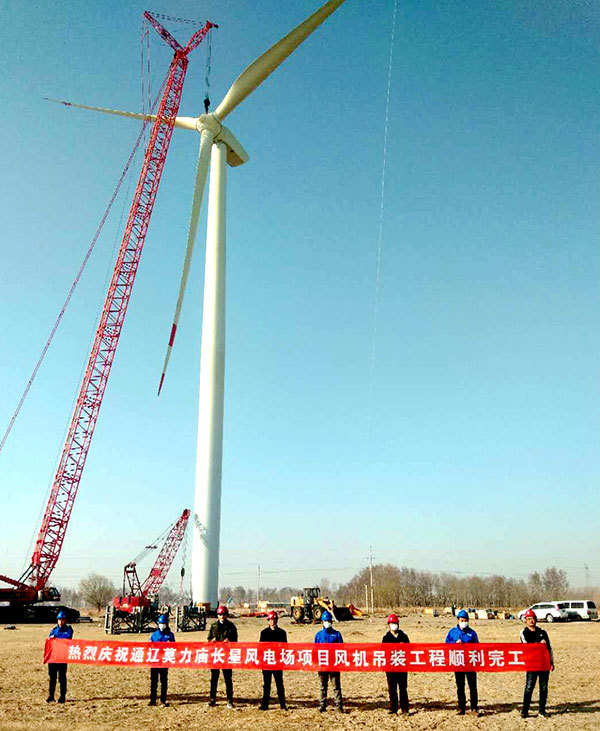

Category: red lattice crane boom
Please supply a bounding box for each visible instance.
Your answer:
[120,509,190,605]
[0,14,215,605]
[141,508,191,596]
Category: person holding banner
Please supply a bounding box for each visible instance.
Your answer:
[148,613,175,706]
[520,609,554,718]
[382,613,410,715]
[314,610,344,713]
[46,610,73,704]
[445,609,480,716]
[207,605,237,709]
[259,610,288,711]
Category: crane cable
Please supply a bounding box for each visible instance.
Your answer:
[147,11,204,25]
[367,0,399,440]
[15,86,167,578]
[141,15,152,118]
[203,26,213,113]
[0,48,168,460]
[177,520,189,602]
[130,515,178,566]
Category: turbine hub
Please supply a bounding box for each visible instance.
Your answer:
[196,113,222,136]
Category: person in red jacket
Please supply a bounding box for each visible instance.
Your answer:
[382,613,410,715]
[520,609,554,718]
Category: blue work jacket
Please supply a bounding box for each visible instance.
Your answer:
[49,624,74,639]
[150,627,175,643]
[314,626,343,644]
[445,625,479,644]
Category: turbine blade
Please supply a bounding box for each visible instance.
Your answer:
[214,0,347,121]
[45,97,157,123]
[45,97,199,131]
[158,130,215,395]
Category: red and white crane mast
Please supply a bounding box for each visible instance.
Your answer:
[0,14,215,605]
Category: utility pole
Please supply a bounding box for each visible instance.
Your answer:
[369,546,375,616]
[584,564,590,591]
[364,583,369,614]
[257,564,261,608]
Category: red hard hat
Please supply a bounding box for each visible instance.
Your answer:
[523,609,536,619]
[216,605,229,615]
[267,610,278,621]
[387,613,399,624]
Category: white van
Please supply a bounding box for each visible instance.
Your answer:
[518,602,570,622]
[557,600,597,620]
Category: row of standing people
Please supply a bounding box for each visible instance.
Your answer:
[46,606,553,717]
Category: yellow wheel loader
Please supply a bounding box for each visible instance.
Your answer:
[290,587,355,623]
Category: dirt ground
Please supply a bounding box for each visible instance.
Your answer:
[0,614,598,730]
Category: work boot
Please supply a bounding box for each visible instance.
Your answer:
[57,697,65,704]
[46,696,54,703]
[148,700,156,706]
[207,699,216,707]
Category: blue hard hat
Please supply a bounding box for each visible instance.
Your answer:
[158,614,169,624]
[321,610,333,622]
[457,609,469,620]
[57,610,67,619]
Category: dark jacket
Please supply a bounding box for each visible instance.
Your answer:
[49,624,73,639]
[260,625,287,643]
[382,629,410,644]
[520,625,554,665]
[208,618,238,642]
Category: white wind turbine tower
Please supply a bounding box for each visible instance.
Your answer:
[60,0,349,606]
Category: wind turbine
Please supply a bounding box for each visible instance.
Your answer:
[59,0,349,605]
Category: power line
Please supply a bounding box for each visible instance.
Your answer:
[367,0,399,441]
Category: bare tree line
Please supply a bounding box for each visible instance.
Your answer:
[332,564,572,609]
[58,564,596,611]
[220,565,592,611]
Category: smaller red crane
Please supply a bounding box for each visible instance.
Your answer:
[105,508,190,634]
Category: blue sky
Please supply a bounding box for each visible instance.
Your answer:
[1,0,598,596]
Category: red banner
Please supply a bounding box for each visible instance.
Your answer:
[44,640,550,673]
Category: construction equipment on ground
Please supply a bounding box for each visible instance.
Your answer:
[175,603,207,632]
[290,587,358,623]
[105,509,190,634]
[0,13,215,624]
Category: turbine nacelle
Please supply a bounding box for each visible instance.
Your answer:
[195,115,249,168]
[163,112,249,167]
